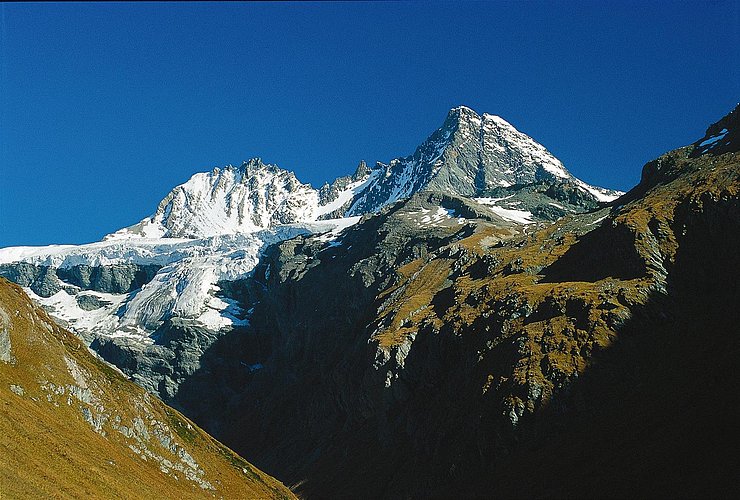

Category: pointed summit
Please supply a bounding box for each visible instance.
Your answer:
[449,104,477,113]
[344,107,620,215]
[444,105,482,123]
[351,160,370,181]
[439,106,484,139]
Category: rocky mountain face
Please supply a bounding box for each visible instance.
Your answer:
[690,102,738,157]
[108,158,320,239]
[0,277,293,498]
[107,106,619,243]
[4,104,734,497]
[0,105,618,406]
[341,106,621,216]
[166,105,738,498]
[0,228,335,400]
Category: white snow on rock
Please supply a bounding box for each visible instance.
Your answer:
[480,113,570,180]
[343,106,621,216]
[316,176,375,218]
[573,178,623,203]
[25,288,129,336]
[475,198,536,225]
[404,207,466,228]
[0,158,376,343]
[0,238,196,268]
[2,220,360,342]
[474,196,514,205]
[107,159,321,240]
[488,207,535,224]
[0,105,625,348]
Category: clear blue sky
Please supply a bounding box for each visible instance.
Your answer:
[1,1,738,246]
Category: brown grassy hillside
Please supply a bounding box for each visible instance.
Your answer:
[0,277,294,499]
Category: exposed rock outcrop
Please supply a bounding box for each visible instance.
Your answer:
[175,106,740,498]
[0,262,161,298]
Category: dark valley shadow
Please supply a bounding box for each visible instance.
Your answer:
[169,195,740,499]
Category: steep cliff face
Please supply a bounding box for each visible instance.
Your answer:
[0,277,294,499]
[196,106,740,498]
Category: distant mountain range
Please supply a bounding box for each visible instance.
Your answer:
[0,106,620,399]
[108,105,620,241]
[2,103,738,498]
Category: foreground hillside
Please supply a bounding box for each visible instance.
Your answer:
[185,106,739,498]
[0,278,293,499]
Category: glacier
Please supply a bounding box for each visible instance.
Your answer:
[0,221,357,343]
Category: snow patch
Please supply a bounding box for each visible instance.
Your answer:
[588,215,609,226]
[316,177,373,218]
[474,195,515,206]
[25,288,128,337]
[574,180,622,203]
[487,207,535,224]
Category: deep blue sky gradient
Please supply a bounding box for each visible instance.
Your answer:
[1,1,738,246]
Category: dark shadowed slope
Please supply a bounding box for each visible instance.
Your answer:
[192,105,740,498]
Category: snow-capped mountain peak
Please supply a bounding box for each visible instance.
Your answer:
[107,158,320,240]
[344,106,620,215]
[0,105,626,401]
[104,106,620,241]
[2,106,624,340]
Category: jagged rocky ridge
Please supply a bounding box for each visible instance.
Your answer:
[0,277,294,498]
[167,105,738,498]
[108,159,320,239]
[107,105,619,240]
[0,106,619,402]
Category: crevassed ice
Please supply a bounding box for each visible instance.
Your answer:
[3,220,362,342]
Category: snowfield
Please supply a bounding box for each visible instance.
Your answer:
[0,219,361,342]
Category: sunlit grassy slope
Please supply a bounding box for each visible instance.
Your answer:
[0,277,294,499]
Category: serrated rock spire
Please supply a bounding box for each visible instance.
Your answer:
[107,158,319,239]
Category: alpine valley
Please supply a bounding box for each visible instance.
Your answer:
[2,104,739,498]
